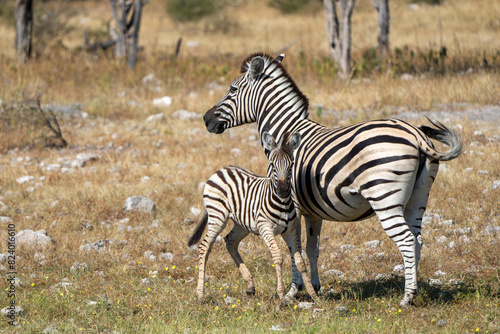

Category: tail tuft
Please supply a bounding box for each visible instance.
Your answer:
[419,118,462,161]
[188,211,208,247]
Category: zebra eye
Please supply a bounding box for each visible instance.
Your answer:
[229,86,238,93]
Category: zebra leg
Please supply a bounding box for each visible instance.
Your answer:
[196,214,228,303]
[281,222,319,301]
[372,203,418,307]
[224,224,253,295]
[286,216,304,300]
[403,159,440,302]
[304,215,323,293]
[259,224,286,303]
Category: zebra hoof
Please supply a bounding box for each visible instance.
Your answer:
[285,283,300,300]
[246,288,255,296]
[399,294,415,308]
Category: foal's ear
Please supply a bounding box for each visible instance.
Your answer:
[262,132,277,151]
[273,54,285,64]
[290,133,301,151]
[249,56,265,79]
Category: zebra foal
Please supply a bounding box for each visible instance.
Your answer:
[188,131,318,304]
[202,53,462,306]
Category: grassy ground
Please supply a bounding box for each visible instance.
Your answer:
[0,0,499,333]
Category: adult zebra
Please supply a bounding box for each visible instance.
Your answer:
[202,53,462,307]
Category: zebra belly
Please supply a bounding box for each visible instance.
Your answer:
[296,184,374,222]
[230,213,288,235]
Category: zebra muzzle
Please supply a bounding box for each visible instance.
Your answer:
[204,106,226,134]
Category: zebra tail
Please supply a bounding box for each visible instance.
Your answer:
[188,211,208,247]
[419,118,462,161]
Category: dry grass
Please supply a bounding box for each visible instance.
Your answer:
[0,0,499,332]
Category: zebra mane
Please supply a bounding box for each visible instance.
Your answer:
[240,53,309,120]
[278,131,294,157]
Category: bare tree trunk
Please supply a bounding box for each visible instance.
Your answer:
[323,0,356,77]
[110,0,127,58]
[127,0,142,68]
[371,0,390,55]
[15,0,33,63]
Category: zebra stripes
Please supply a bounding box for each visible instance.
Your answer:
[202,53,462,306]
[188,131,318,304]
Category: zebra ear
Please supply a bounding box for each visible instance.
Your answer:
[262,132,277,151]
[289,133,301,151]
[274,54,285,64]
[249,56,265,79]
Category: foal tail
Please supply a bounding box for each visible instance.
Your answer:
[418,118,462,161]
[188,211,208,247]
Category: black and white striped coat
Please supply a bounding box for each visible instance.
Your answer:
[188,131,318,304]
[202,53,462,306]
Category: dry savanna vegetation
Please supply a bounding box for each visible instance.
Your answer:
[0,0,499,332]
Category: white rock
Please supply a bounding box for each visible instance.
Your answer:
[269,324,285,331]
[438,220,455,227]
[339,244,355,252]
[42,327,60,334]
[482,225,500,236]
[224,296,236,305]
[492,180,500,190]
[124,196,156,213]
[87,301,98,306]
[0,216,12,224]
[51,282,73,291]
[326,269,344,277]
[1,306,24,317]
[428,278,442,287]
[75,153,101,166]
[365,240,380,248]
[375,273,390,280]
[400,73,414,81]
[46,164,61,171]
[433,270,447,276]
[16,229,53,249]
[393,264,404,273]
[159,252,174,261]
[334,305,348,314]
[436,235,447,244]
[146,113,165,122]
[152,96,172,107]
[459,235,471,243]
[171,109,200,121]
[80,240,108,253]
[190,206,202,216]
[16,176,35,184]
[186,41,200,48]
[142,73,161,87]
[34,253,46,261]
[312,308,324,318]
[297,302,314,309]
[144,250,154,258]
